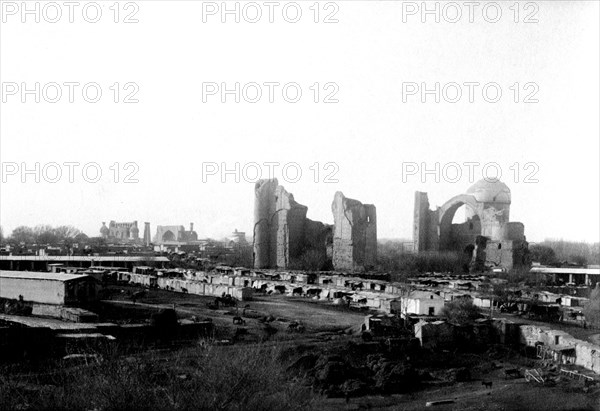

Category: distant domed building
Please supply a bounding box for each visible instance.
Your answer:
[153,223,198,245]
[413,179,529,271]
[229,229,247,245]
[100,221,141,243]
[465,179,511,204]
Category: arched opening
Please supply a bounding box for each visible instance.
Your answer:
[162,230,176,242]
[439,197,482,252]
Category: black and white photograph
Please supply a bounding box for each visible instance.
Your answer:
[0,1,599,409]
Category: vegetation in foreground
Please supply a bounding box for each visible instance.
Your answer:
[0,344,321,411]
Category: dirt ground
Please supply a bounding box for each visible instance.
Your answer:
[95,286,600,410]
[100,284,365,340]
[324,379,600,411]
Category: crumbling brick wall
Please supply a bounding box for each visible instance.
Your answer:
[331,192,377,272]
[253,179,278,269]
[412,180,528,272]
[274,185,309,268]
[253,179,329,269]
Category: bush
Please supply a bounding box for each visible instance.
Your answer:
[392,252,463,276]
[377,240,464,276]
[291,249,329,271]
[529,244,558,265]
[442,298,481,325]
[535,240,600,265]
[583,284,600,328]
[0,344,321,410]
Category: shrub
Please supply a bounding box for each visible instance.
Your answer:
[583,283,600,328]
[0,344,321,410]
[441,298,481,325]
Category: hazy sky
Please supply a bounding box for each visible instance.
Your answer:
[1,1,598,243]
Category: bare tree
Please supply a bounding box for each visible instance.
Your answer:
[10,226,35,244]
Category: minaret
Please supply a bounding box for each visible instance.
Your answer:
[143,222,151,246]
[253,179,278,268]
[100,222,109,238]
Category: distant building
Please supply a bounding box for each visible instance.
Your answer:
[143,222,152,246]
[100,221,140,243]
[0,270,100,305]
[153,223,198,245]
[198,239,234,260]
[529,266,600,287]
[392,291,445,316]
[0,255,169,271]
[229,229,247,246]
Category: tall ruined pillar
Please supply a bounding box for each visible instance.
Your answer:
[274,185,308,268]
[332,192,377,272]
[143,222,151,246]
[363,204,378,268]
[253,179,278,268]
[413,191,430,252]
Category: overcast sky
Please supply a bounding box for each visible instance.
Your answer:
[0,0,598,243]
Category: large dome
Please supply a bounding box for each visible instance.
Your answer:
[466,179,511,203]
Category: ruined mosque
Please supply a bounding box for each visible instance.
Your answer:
[251,178,528,273]
[253,179,377,272]
[413,179,529,271]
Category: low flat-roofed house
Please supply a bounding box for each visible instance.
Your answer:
[393,291,445,316]
[473,296,492,309]
[414,320,455,349]
[561,295,587,308]
[0,270,100,305]
[0,255,169,271]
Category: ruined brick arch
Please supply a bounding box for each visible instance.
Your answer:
[438,194,481,251]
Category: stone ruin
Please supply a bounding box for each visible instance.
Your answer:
[413,179,529,271]
[253,179,332,270]
[252,179,377,272]
[332,192,378,272]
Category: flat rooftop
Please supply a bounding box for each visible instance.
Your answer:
[530,267,600,275]
[0,256,169,262]
[0,270,91,282]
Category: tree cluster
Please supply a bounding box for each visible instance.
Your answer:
[5,225,85,245]
[441,298,482,325]
[583,283,600,328]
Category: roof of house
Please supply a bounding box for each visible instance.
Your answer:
[408,291,444,300]
[530,267,600,275]
[0,256,169,262]
[0,270,91,282]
